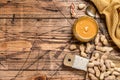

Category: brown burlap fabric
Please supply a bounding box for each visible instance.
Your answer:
[91,0,120,48]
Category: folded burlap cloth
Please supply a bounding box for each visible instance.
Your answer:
[91,0,120,48]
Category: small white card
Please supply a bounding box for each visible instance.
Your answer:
[64,54,89,71]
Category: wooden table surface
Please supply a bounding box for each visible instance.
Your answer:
[0,0,120,80]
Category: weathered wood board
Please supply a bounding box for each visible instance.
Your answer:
[0,0,120,80]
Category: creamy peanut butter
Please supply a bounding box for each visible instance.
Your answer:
[73,16,98,42]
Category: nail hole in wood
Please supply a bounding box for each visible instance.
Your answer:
[68,59,71,62]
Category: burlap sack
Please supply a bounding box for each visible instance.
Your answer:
[91,0,120,48]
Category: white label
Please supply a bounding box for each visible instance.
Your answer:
[72,55,89,71]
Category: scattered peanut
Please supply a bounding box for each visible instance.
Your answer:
[100,65,106,72]
[93,61,100,66]
[104,75,116,80]
[94,66,100,77]
[112,71,120,76]
[110,61,116,68]
[85,73,90,80]
[104,70,113,77]
[96,46,113,52]
[90,52,99,61]
[70,22,119,80]
[105,60,111,69]
[81,52,88,58]
[86,43,95,53]
[103,39,109,46]
[115,68,120,72]
[96,46,105,52]
[88,67,95,74]
[69,44,77,51]
[79,44,87,58]
[99,59,106,72]
[71,12,76,18]
[70,3,76,18]
[87,63,94,68]
[79,44,85,52]
[100,72,105,80]
[104,47,113,52]
[94,53,100,60]
[78,3,86,10]
[101,52,109,60]
[100,34,109,46]
[95,33,100,46]
[89,73,98,80]
[100,59,104,66]
[90,56,96,61]
[85,33,119,80]
[100,35,105,42]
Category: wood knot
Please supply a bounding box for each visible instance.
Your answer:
[31,75,46,80]
[34,76,45,80]
[7,0,12,3]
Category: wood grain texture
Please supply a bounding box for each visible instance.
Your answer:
[0,0,120,80]
[0,0,87,18]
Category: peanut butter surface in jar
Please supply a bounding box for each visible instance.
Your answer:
[73,16,98,42]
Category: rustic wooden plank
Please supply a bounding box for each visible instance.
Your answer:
[0,0,83,3]
[0,71,85,80]
[0,49,80,69]
[0,0,120,80]
[0,17,120,80]
[0,19,72,33]
[0,40,32,52]
[0,51,120,71]
[0,0,87,18]
[0,18,73,44]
